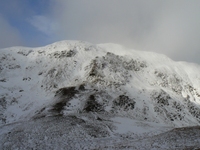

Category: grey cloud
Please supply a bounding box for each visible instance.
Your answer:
[51,0,200,64]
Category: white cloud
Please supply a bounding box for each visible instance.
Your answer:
[0,14,23,48]
[28,15,59,36]
[49,0,200,64]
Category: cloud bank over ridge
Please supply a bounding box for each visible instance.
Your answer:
[0,0,200,64]
[50,0,200,63]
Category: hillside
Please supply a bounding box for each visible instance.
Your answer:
[1,40,200,149]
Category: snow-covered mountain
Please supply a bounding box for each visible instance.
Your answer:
[1,40,200,149]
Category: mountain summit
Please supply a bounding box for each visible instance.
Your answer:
[1,41,200,149]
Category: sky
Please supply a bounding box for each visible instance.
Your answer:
[0,0,200,64]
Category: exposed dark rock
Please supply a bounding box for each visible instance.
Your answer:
[38,72,43,75]
[0,97,7,109]
[84,95,104,112]
[187,101,200,120]
[51,101,66,114]
[78,84,86,91]
[152,90,170,106]
[66,50,76,57]
[0,78,6,82]
[113,95,136,111]
[52,86,79,114]
[49,49,77,59]
[123,59,147,71]
[55,86,78,98]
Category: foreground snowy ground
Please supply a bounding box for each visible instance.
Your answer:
[1,114,200,149]
[1,40,200,149]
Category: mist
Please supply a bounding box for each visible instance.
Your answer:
[49,0,200,63]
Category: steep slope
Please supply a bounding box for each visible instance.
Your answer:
[1,40,200,128]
